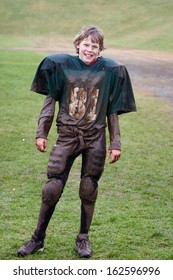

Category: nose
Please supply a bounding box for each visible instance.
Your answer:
[87,45,93,52]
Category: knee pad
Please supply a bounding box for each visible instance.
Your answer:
[42,178,63,206]
[79,177,98,204]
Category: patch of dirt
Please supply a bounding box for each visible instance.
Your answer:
[104,48,173,102]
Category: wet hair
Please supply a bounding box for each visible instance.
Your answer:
[73,26,105,54]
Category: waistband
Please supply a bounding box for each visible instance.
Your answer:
[58,125,105,149]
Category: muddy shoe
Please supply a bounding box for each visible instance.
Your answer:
[76,233,92,258]
[17,236,44,257]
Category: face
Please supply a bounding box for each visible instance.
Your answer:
[77,36,100,65]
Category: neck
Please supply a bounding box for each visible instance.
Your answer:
[88,58,98,65]
[78,56,98,65]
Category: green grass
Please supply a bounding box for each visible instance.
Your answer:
[0,50,173,260]
[0,0,173,52]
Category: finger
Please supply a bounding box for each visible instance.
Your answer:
[41,144,46,152]
[37,144,45,152]
[109,156,120,164]
[107,150,111,159]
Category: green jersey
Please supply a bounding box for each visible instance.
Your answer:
[31,54,136,130]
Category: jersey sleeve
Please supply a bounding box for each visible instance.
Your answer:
[30,57,62,101]
[36,95,56,139]
[107,65,137,115]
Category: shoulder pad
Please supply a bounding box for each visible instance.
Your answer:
[102,57,122,67]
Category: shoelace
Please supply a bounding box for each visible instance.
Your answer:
[25,239,35,249]
[78,239,88,249]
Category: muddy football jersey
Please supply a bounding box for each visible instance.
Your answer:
[31,54,136,130]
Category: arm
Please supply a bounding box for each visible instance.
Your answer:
[107,112,121,164]
[36,95,56,152]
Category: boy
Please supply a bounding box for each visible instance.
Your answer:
[18,26,136,258]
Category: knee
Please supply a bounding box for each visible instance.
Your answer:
[42,178,63,206]
[79,177,98,204]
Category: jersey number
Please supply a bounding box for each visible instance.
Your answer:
[69,87,99,121]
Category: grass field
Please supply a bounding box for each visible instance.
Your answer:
[0,0,173,52]
[0,50,173,260]
[0,0,173,260]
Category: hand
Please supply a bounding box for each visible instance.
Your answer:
[36,138,48,152]
[107,149,121,164]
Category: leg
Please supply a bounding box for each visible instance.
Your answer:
[17,178,65,257]
[76,176,98,258]
[34,140,78,237]
[18,141,76,257]
[76,129,106,257]
[79,129,106,234]
[34,178,65,239]
[79,176,98,234]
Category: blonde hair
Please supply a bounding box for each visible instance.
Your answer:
[73,26,105,53]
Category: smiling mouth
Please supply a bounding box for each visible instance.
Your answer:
[84,53,93,59]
